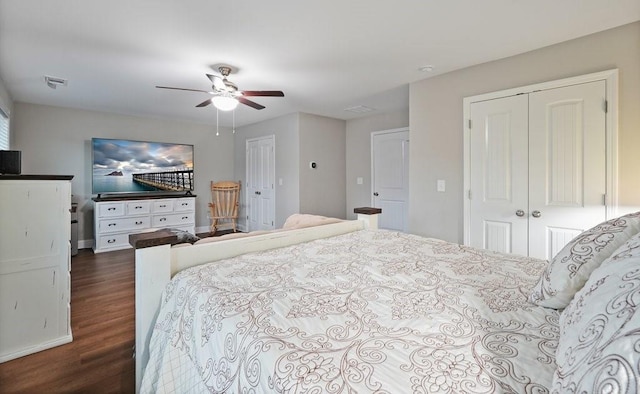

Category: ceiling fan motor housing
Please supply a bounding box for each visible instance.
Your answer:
[157,65,284,110]
[218,66,232,77]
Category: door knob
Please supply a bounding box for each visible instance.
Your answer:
[532,210,542,218]
[515,209,525,217]
[373,192,379,196]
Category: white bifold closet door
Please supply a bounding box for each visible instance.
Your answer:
[469,80,607,260]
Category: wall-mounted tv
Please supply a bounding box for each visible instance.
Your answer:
[92,138,194,196]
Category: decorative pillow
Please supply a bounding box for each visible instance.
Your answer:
[529,211,640,309]
[551,244,640,393]
[161,228,200,245]
[282,214,342,230]
[600,230,640,268]
[194,231,251,245]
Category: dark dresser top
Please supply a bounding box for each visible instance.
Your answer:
[0,174,74,180]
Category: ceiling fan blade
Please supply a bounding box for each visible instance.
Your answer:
[206,74,226,90]
[241,90,285,97]
[156,86,213,94]
[238,96,265,110]
[196,99,212,108]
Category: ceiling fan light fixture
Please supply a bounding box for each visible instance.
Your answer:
[211,95,239,111]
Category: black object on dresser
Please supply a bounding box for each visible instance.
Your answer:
[0,150,21,175]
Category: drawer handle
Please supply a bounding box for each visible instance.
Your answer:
[107,239,116,244]
[159,204,167,208]
[182,216,188,220]
[107,207,116,211]
[135,221,143,225]
[159,217,167,222]
[181,202,188,206]
[108,223,117,227]
[135,206,143,209]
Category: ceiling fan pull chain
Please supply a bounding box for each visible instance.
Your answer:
[233,110,236,134]
[216,108,220,137]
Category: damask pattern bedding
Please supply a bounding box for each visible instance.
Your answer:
[141,230,559,393]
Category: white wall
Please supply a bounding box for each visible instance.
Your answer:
[409,21,640,243]
[12,102,235,242]
[299,113,346,219]
[345,109,409,219]
[234,113,300,229]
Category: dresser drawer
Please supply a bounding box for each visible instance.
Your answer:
[126,201,151,215]
[152,212,194,227]
[174,198,195,212]
[153,200,173,213]
[97,202,125,217]
[95,233,131,250]
[99,216,151,234]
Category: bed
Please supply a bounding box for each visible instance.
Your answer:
[132,209,640,393]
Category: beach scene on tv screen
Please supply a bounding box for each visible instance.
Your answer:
[92,139,194,194]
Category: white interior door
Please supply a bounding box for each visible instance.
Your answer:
[372,129,409,232]
[528,81,607,259]
[469,95,529,255]
[246,135,275,232]
[468,80,608,258]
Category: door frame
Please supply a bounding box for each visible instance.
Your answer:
[462,69,619,246]
[371,127,410,231]
[245,134,276,232]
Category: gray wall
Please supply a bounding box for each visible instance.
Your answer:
[234,112,349,228]
[409,21,640,243]
[12,102,235,243]
[299,113,346,218]
[345,109,409,219]
[234,112,300,229]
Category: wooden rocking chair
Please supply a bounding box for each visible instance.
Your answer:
[208,180,241,235]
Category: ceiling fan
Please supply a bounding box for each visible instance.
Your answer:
[156,66,284,111]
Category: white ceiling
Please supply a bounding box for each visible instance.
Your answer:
[1,1,639,127]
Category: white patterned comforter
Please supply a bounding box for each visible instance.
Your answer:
[141,230,559,393]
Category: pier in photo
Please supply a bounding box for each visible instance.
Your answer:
[132,169,193,191]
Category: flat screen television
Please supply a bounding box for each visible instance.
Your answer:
[91,138,194,196]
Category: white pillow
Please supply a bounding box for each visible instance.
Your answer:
[529,212,640,309]
[282,214,342,230]
[551,236,640,393]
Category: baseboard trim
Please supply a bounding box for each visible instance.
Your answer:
[0,334,73,363]
[78,239,93,250]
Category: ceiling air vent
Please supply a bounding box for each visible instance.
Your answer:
[44,75,68,89]
[344,105,376,114]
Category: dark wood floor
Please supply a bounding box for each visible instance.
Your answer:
[0,249,136,393]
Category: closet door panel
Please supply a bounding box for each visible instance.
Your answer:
[469,95,529,255]
[528,81,607,260]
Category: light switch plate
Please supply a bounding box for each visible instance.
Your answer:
[437,179,446,192]
[356,177,363,185]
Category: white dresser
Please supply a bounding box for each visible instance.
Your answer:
[0,175,73,363]
[93,196,196,253]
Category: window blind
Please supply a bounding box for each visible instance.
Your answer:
[0,109,9,150]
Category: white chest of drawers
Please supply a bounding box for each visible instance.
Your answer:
[93,196,196,253]
[0,176,73,362]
